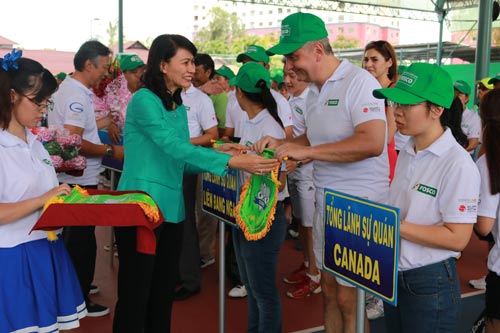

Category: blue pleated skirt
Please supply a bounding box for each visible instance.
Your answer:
[0,237,87,333]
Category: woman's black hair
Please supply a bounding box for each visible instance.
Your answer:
[440,97,469,148]
[479,89,500,195]
[143,34,197,111]
[0,57,57,129]
[240,80,283,129]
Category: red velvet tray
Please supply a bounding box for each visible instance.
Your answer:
[32,189,164,254]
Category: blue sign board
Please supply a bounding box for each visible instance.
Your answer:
[323,189,400,305]
[201,168,239,227]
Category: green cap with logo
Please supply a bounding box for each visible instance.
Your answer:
[236,45,270,64]
[373,63,454,108]
[454,80,471,95]
[215,65,236,80]
[119,54,145,72]
[229,62,271,93]
[266,12,328,56]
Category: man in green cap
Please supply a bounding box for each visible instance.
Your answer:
[55,72,67,85]
[453,80,481,154]
[488,74,500,89]
[257,12,389,332]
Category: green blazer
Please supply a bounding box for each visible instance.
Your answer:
[118,88,231,223]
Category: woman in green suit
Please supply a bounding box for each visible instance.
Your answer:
[113,34,277,333]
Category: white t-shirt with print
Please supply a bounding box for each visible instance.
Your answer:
[476,155,500,275]
[288,87,313,177]
[182,84,218,139]
[48,77,102,185]
[461,108,482,140]
[388,129,480,271]
[0,130,61,247]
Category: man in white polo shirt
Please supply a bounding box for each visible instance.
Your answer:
[48,40,123,317]
[256,12,388,333]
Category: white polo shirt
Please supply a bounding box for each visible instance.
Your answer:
[181,85,218,139]
[461,108,482,140]
[388,129,480,271]
[239,109,287,201]
[476,155,500,275]
[225,89,294,139]
[48,77,102,185]
[0,129,61,248]
[306,60,389,201]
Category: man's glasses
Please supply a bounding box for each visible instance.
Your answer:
[21,94,53,111]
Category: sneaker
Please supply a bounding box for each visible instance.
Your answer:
[228,284,247,298]
[89,284,100,295]
[283,263,307,284]
[366,297,384,320]
[288,229,299,239]
[469,276,486,289]
[286,275,321,299]
[200,258,215,268]
[86,301,110,317]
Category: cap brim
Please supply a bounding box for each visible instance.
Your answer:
[488,78,500,84]
[373,87,427,104]
[266,42,306,56]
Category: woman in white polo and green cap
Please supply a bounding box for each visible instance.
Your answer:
[373,63,480,333]
[230,61,288,333]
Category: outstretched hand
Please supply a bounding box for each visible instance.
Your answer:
[228,153,279,175]
[252,135,283,154]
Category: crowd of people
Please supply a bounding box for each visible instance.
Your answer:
[0,10,499,333]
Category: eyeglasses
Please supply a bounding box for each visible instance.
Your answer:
[21,94,53,111]
[388,101,427,111]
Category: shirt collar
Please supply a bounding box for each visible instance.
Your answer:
[309,60,351,95]
[403,128,456,157]
[0,128,38,148]
[247,109,271,125]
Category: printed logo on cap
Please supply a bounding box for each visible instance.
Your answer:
[247,46,258,53]
[399,72,418,87]
[131,55,140,62]
[281,24,291,36]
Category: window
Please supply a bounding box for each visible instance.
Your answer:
[269,10,273,14]
[269,22,272,26]
[278,8,283,13]
[194,16,198,21]
[348,28,354,34]
[338,27,344,33]
[339,15,344,23]
[259,22,264,27]
[287,8,291,13]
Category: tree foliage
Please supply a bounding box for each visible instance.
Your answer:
[331,35,360,49]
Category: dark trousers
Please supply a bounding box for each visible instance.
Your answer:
[62,184,98,300]
[226,228,242,287]
[113,222,183,333]
[178,174,201,291]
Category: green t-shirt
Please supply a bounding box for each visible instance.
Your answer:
[209,93,228,129]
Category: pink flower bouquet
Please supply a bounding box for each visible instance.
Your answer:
[32,127,87,176]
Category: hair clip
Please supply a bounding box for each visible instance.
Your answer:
[0,49,23,71]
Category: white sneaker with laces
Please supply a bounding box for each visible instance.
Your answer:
[469,276,486,289]
[366,296,384,320]
[228,284,247,298]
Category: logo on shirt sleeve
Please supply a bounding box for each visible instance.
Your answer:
[69,102,84,113]
[361,102,381,113]
[294,106,303,115]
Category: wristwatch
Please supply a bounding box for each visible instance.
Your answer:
[104,144,114,158]
[296,160,303,168]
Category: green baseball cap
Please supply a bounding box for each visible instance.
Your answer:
[373,63,454,108]
[454,80,471,95]
[397,65,408,74]
[272,74,284,84]
[488,75,500,85]
[229,62,271,93]
[55,72,67,80]
[236,45,270,64]
[119,54,145,72]
[266,12,328,56]
[215,65,235,80]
